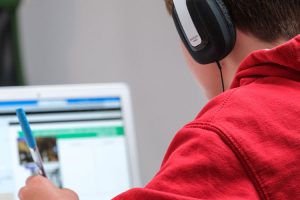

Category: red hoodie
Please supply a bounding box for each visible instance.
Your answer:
[114,35,300,200]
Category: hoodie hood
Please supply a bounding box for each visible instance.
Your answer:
[231,35,300,89]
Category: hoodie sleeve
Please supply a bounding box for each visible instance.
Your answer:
[113,125,259,200]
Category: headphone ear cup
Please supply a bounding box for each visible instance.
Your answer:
[214,0,236,47]
[172,0,236,64]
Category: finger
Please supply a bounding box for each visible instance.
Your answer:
[25,176,35,186]
[25,175,48,186]
[18,186,28,200]
[62,188,79,200]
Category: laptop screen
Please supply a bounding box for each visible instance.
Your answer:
[0,96,132,200]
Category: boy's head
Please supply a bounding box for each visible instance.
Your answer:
[165,0,300,99]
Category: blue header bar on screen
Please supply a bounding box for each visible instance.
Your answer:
[67,97,120,104]
[0,97,120,107]
[0,100,38,107]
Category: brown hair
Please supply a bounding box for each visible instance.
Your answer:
[164,0,300,42]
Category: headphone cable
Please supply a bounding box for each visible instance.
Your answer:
[216,61,225,92]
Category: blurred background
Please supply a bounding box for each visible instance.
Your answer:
[1,0,206,185]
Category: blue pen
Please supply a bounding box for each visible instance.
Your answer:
[16,108,47,177]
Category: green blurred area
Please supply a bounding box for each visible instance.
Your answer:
[0,0,19,9]
[0,0,25,86]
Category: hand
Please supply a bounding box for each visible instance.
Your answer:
[19,176,79,200]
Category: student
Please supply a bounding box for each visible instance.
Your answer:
[19,0,300,199]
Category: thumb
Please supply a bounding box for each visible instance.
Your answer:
[61,188,79,200]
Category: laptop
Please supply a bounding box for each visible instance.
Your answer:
[0,83,140,200]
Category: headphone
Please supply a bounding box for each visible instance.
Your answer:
[172,0,236,65]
